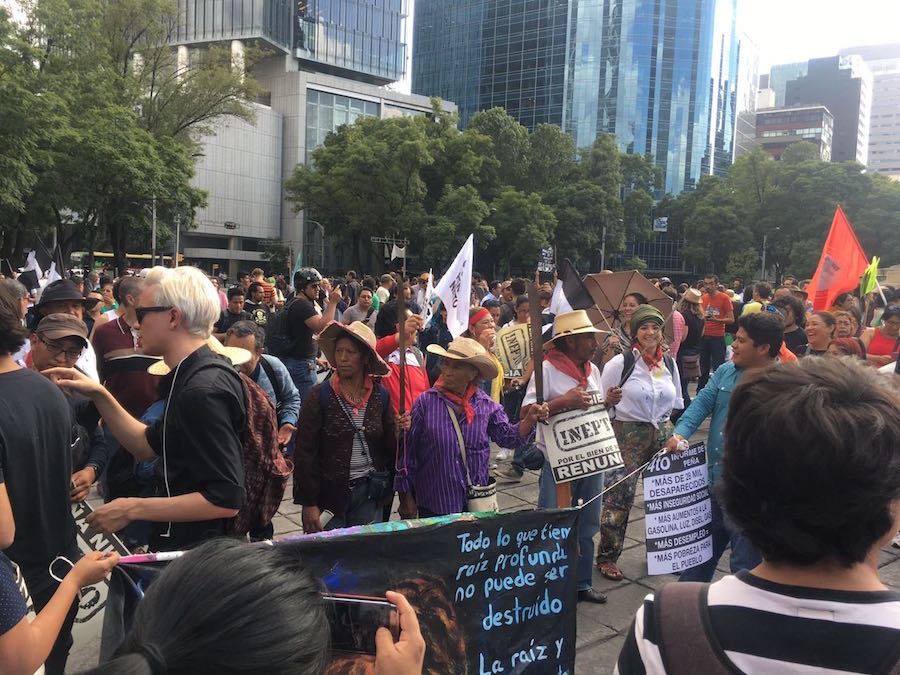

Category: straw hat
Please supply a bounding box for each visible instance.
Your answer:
[547,310,602,344]
[318,321,391,377]
[426,336,498,381]
[147,336,251,376]
[682,288,702,305]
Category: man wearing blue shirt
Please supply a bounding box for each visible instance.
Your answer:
[664,312,784,582]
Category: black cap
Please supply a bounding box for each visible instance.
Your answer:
[35,280,85,308]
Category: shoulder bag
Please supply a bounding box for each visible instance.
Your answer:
[445,403,498,513]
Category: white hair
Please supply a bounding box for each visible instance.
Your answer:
[144,266,219,339]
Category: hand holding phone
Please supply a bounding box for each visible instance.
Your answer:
[375,591,426,675]
[324,593,399,655]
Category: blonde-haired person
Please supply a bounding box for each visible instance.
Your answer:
[44,265,249,552]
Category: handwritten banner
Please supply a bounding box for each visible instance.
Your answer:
[542,401,623,483]
[495,323,532,379]
[105,511,579,674]
[643,443,713,575]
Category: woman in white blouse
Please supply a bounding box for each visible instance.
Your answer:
[596,304,682,581]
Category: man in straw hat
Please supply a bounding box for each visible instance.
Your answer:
[44,266,250,552]
[295,321,397,532]
[396,336,549,519]
[521,309,624,604]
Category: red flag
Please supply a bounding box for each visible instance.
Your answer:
[807,206,869,311]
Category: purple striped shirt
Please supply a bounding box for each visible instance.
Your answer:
[395,387,532,515]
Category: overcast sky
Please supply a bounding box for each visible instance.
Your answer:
[740,0,900,71]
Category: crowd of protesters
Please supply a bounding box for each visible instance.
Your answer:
[0,258,898,673]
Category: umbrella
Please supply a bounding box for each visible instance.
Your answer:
[582,271,675,342]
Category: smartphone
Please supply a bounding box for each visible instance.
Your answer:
[322,593,399,654]
[319,509,334,528]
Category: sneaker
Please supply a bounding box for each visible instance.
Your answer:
[496,449,512,461]
[493,465,523,482]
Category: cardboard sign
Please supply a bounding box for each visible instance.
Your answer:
[542,402,623,483]
[643,443,713,575]
[106,510,579,674]
[495,323,532,378]
[537,247,555,273]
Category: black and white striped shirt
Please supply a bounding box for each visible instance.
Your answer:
[616,570,900,674]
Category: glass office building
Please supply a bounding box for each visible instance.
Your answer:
[175,0,294,51]
[295,0,408,84]
[413,0,741,194]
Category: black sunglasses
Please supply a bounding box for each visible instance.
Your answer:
[135,305,173,323]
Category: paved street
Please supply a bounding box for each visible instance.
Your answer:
[69,420,900,673]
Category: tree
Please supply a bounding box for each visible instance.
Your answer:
[261,239,292,275]
[419,185,493,269]
[781,141,822,164]
[524,124,577,194]
[682,177,751,274]
[485,190,556,277]
[724,246,761,287]
[466,108,530,192]
[286,116,434,272]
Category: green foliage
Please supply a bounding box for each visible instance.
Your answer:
[724,246,761,287]
[467,107,531,192]
[0,0,254,271]
[621,256,648,273]
[261,239,292,274]
[486,190,557,277]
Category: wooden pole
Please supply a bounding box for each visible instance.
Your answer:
[398,297,407,415]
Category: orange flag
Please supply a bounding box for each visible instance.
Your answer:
[807,206,869,311]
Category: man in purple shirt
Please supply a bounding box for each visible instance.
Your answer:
[396,337,547,518]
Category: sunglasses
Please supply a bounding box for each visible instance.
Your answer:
[135,305,173,323]
[37,334,83,361]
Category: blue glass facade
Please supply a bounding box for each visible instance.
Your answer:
[413,0,574,129]
[295,0,407,84]
[413,0,740,194]
[176,0,294,51]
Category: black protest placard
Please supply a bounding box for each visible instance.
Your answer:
[643,443,713,575]
[109,510,579,674]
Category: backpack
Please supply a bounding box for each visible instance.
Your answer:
[618,349,677,389]
[229,371,294,537]
[655,582,731,674]
[265,297,298,357]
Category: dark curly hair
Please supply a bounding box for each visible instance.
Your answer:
[0,281,27,356]
[722,358,900,567]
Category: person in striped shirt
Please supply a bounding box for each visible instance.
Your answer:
[617,357,900,674]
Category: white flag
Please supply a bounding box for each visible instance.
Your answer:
[391,244,406,260]
[47,262,62,284]
[548,279,572,316]
[420,268,435,321]
[24,249,42,279]
[431,234,473,337]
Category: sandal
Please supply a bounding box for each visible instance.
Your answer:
[598,561,624,581]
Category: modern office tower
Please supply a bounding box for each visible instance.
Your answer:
[753,106,834,161]
[768,62,807,107]
[413,0,741,195]
[784,55,871,165]
[841,43,900,178]
[174,0,449,275]
[733,33,760,159]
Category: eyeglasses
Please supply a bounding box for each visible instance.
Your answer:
[135,306,173,323]
[37,334,83,361]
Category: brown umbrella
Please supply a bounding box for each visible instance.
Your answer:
[582,271,675,342]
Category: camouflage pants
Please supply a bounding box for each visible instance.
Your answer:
[596,419,673,564]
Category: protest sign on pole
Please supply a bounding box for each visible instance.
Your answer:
[430,234,473,337]
[537,247,555,273]
[643,443,713,575]
[495,323,532,379]
[107,510,579,674]
[541,396,623,483]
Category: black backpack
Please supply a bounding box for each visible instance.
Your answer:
[618,349,677,389]
[265,297,298,357]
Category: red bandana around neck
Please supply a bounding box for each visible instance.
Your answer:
[436,376,478,423]
[545,348,592,387]
[332,374,373,415]
[639,345,664,370]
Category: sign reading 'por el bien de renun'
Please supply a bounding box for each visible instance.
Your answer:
[543,395,624,484]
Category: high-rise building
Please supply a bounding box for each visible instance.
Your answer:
[841,43,900,178]
[753,106,834,161]
[172,0,451,275]
[733,33,760,159]
[768,62,807,107]
[412,0,742,195]
[784,55,871,165]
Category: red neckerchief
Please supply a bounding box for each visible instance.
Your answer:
[332,374,373,415]
[436,376,477,424]
[545,348,592,387]
[639,345,664,370]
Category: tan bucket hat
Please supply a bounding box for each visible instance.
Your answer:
[548,310,603,344]
[682,288,702,305]
[426,336,498,381]
[147,336,251,376]
[318,321,391,377]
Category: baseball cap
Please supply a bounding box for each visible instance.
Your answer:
[35,313,88,346]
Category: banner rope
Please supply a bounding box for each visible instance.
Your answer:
[576,448,667,511]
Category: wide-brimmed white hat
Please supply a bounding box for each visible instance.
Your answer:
[427,336,498,381]
[147,336,251,376]
[318,321,391,377]
[548,310,603,344]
